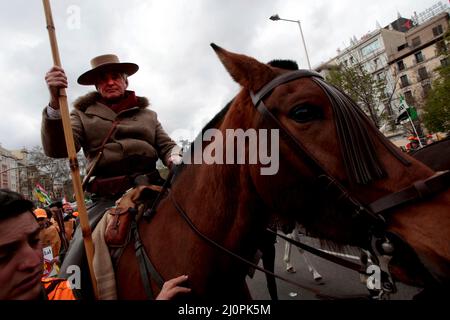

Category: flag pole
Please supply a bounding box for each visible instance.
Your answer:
[398,95,423,148]
[407,112,424,148]
[42,0,98,298]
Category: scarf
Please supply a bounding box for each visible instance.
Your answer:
[103,90,138,114]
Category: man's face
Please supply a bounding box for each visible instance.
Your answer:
[95,71,127,101]
[0,212,43,300]
[63,205,73,214]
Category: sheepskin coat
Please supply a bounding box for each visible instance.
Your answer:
[41,91,179,177]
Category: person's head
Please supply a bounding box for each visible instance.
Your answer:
[95,72,128,101]
[62,202,73,215]
[33,208,49,229]
[77,54,138,101]
[0,189,43,300]
[48,201,62,220]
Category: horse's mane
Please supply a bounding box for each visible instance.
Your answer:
[312,78,411,185]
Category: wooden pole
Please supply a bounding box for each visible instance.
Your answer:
[42,0,98,298]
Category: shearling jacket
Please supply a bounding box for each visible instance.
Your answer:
[41,91,180,177]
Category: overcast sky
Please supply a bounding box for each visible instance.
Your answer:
[0,0,444,150]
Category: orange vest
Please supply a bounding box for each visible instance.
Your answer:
[40,224,61,258]
[42,278,77,300]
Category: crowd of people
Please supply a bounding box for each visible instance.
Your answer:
[401,134,438,153]
[32,201,77,278]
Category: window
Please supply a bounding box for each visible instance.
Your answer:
[404,90,415,105]
[376,72,385,81]
[422,83,432,98]
[411,36,421,48]
[441,57,450,67]
[373,58,379,68]
[400,75,409,88]
[350,56,354,64]
[398,43,408,51]
[397,60,405,71]
[361,39,380,57]
[436,40,448,55]
[1,164,7,188]
[432,25,444,37]
[415,51,424,64]
[418,67,429,81]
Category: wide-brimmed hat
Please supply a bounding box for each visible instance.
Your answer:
[77,54,139,85]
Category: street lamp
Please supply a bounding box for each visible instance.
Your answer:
[269,14,312,70]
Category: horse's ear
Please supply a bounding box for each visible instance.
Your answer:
[211,43,276,92]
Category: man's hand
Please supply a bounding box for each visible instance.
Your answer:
[156,275,191,300]
[45,66,68,110]
[168,154,183,168]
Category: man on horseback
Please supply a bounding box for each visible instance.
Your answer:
[43,53,182,200]
[41,54,184,298]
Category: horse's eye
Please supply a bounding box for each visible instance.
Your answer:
[289,104,322,123]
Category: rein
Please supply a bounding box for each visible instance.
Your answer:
[168,189,324,296]
[265,228,362,273]
[132,169,325,299]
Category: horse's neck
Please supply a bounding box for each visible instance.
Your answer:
[171,162,265,246]
[152,162,265,297]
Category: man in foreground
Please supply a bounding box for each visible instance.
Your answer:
[0,189,190,300]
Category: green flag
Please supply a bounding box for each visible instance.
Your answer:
[396,95,418,122]
[407,107,418,121]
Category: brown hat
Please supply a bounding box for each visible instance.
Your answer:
[77,54,139,85]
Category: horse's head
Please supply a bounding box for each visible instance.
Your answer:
[211,44,438,249]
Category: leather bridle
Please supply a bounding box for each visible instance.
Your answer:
[133,69,449,300]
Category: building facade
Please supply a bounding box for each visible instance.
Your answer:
[387,12,449,115]
[315,3,449,138]
[316,27,407,127]
[0,145,20,192]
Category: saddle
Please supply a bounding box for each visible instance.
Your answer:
[58,174,166,299]
[104,184,162,247]
[89,184,163,300]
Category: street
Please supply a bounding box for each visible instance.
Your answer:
[246,235,422,300]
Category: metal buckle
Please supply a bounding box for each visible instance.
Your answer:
[369,234,397,299]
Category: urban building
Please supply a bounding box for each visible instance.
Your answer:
[387,11,449,114]
[315,2,449,144]
[0,144,20,192]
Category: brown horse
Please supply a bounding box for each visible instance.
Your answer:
[114,45,450,300]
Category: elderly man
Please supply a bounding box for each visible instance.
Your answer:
[43,54,181,198]
[42,54,183,290]
[0,189,190,300]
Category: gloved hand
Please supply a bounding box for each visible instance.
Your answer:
[168,154,183,166]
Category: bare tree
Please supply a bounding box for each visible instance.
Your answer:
[27,146,87,200]
[28,146,71,183]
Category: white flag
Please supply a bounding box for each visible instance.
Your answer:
[397,95,409,114]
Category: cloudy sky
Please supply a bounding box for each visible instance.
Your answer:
[0,0,443,150]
